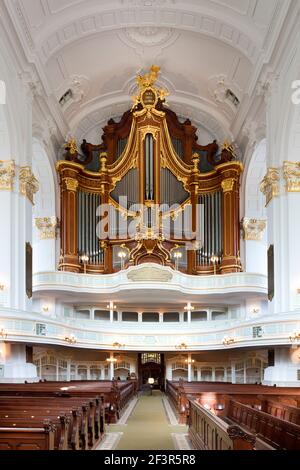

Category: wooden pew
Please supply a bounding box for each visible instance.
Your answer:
[227,400,300,450]
[166,380,300,424]
[258,397,300,425]
[0,421,55,451]
[188,398,257,451]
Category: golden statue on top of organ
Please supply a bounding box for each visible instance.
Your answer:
[57,66,243,275]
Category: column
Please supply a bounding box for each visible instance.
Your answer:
[109,352,115,380]
[159,313,164,323]
[67,360,71,382]
[212,368,216,383]
[231,362,236,384]
[100,364,105,380]
[244,364,247,384]
[219,163,243,274]
[188,354,193,383]
[0,343,38,383]
[87,366,91,381]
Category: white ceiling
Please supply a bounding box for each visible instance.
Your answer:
[4,0,289,146]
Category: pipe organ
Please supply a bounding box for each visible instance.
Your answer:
[57,66,243,275]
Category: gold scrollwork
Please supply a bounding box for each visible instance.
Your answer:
[64,177,79,192]
[35,217,59,240]
[221,178,235,193]
[242,218,267,241]
[283,161,300,193]
[19,166,39,204]
[0,160,15,191]
[260,168,280,206]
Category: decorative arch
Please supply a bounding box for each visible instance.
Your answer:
[32,139,58,273]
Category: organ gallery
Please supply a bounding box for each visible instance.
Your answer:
[1,0,300,455]
[57,66,243,275]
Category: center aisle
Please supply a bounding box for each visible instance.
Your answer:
[108,391,188,450]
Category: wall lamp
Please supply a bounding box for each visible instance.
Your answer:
[223,336,236,346]
[289,331,300,342]
[185,358,195,365]
[0,328,7,339]
[65,334,77,344]
[106,357,118,364]
[112,342,125,349]
[0,285,5,291]
[176,343,188,350]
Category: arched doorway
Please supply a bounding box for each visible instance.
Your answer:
[138,353,165,391]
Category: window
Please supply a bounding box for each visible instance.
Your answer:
[75,310,90,320]
[212,311,227,321]
[94,310,110,321]
[163,312,180,322]
[141,353,161,365]
[122,312,138,322]
[191,311,207,322]
[297,370,300,381]
[142,312,159,323]
[59,89,73,106]
[253,326,263,338]
[36,323,47,336]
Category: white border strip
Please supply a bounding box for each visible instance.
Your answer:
[162,395,179,426]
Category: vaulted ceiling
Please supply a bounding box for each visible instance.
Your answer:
[3,0,291,147]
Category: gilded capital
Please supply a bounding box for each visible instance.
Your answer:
[221,178,235,193]
[260,168,280,206]
[19,166,39,204]
[64,177,79,192]
[0,160,16,191]
[35,217,59,240]
[242,218,267,241]
[283,161,300,193]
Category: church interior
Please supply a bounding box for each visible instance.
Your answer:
[0,0,300,452]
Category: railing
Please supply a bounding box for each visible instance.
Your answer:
[0,307,300,351]
[188,399,256,450]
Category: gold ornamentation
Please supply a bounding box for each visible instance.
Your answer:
[222,140,236,156]
[127,265,173,282]
[100,152,108,173]
[0,160,15,191]
[192,153,200,174]
[64,177,79,192]
[65,138,78,155]
[283,161,300,192]
[19,167,39,204]
[242,218,267,241]
[260,168,280,206]
[35,217,59,240]
[131,65,169,111]
[221,178,235,193]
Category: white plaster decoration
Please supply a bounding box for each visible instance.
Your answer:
[0,160,16,191]
[242,218,267,241]
[118,27,180,61]
[35,217,59,240]
[57,75,90,111]
[127,266,173,283]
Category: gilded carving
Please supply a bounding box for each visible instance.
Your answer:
[260,168,280,206]
[0,160,15,191]
[19,167,39,204]
[242,218,267,241]
[35,217,59,240]
[131,65,169,112]
[283,161,300,192]
[127,266,173,282]
[221,178,235,193]
[64,177,79,192]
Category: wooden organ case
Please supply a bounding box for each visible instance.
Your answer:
[57,66,243,276]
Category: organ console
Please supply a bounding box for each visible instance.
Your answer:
[56,66,243,275]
